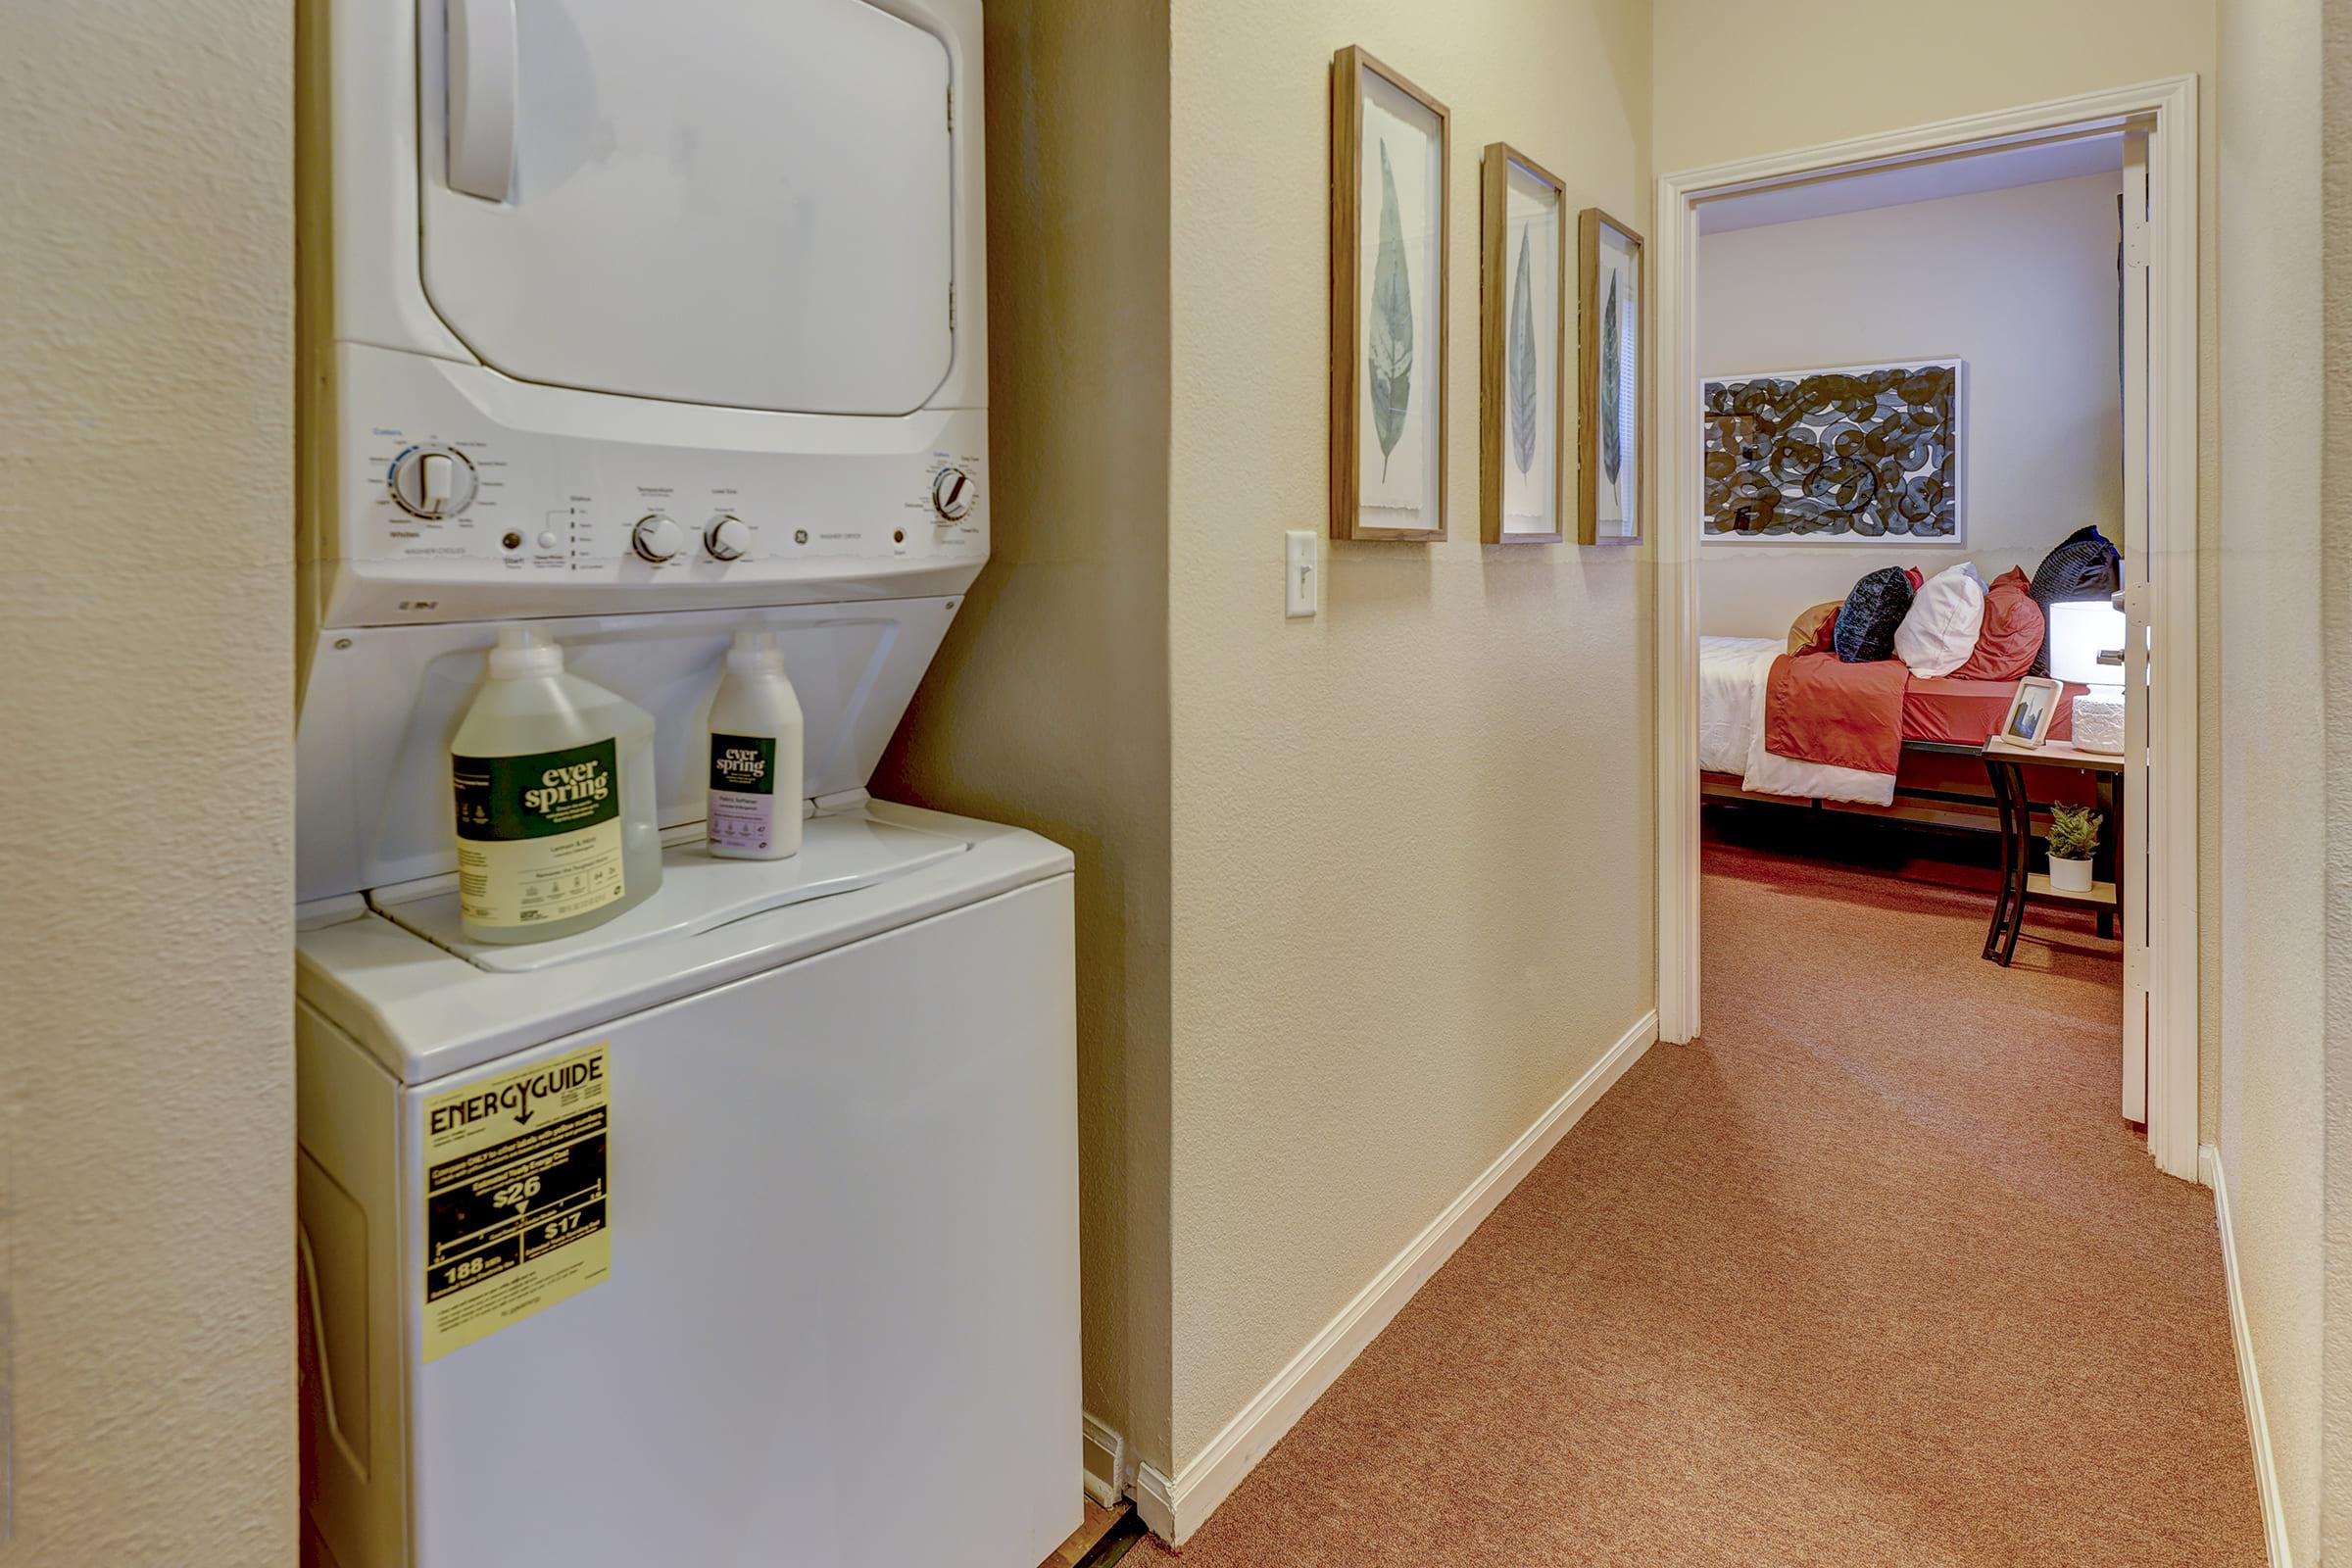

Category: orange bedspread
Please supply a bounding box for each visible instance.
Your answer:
[1764,650,1910,775]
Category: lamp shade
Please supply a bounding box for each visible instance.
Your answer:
[2047,600,2127,687]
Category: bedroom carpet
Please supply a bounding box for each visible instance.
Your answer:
[1129,838,2261,1567]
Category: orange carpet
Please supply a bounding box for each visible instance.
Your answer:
[1132,838,2261,1566]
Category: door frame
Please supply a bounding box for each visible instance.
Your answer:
[1651,75,2202,1181]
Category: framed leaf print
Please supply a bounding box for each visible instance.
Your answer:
[1480,144,1566,543]
[1330,46,1448,542]
[1578,208,1643,546]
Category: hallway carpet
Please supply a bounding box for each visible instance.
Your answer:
[1130,840,2262,1566]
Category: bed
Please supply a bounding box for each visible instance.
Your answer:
[1699,635,2086,830]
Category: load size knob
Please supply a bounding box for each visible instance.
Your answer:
[705,514,751,561]
[930,466,974,521]
[631,514,685,563]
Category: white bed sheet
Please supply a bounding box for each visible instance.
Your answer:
[1697,634,1898,808]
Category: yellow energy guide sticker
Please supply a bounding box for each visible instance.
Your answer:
[421,1042,611,1361]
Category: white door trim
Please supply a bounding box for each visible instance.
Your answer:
[1652,75,2202,1181]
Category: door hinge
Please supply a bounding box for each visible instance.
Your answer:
[949,286,955,330]
[947,84,954,132]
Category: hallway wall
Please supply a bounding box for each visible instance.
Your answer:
[1697,172,2127,640]
[2218,0,2328,1557]
[1650,0,2227,1140]
[873,0,1177,1480]
[1165,0,1655,1475]
[0,0,296,1560]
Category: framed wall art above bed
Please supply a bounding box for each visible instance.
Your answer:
[1701,358,1964,544]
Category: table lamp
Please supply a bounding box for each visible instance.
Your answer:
[2048,599,2127,754]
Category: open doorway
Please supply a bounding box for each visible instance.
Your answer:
[1652,79,2200,1180]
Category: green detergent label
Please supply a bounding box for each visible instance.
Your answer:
[453,739,624,928]
[708,733,779,852]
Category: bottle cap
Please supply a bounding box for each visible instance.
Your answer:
[489,623,564,679]
[727,627,785,673]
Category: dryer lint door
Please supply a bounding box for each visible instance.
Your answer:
[419,0,956,416]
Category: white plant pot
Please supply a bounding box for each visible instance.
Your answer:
[2047,854,2096,894]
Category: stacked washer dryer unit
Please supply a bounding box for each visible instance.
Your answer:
[294,3,1079,1565]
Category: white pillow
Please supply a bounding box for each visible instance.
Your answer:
[1892,562,1987,678]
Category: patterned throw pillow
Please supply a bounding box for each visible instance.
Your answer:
[1834,567,1916,663]
[2027,526,2122,675]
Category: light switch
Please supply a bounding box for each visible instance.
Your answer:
[1285,529,1318,618]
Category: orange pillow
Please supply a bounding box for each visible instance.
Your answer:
[1787,601,1840,655]
[1952,566,2043,680]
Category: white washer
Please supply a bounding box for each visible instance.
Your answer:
[293,3,1079,1565]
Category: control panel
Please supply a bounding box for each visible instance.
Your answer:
[318,345,988,627]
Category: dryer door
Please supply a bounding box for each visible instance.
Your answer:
[418,0,955,416]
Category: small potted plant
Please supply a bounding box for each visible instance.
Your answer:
[2045,804,2103,893]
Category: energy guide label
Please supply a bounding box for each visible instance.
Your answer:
[420,1042,612,1361]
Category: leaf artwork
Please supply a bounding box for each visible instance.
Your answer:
[1507,227,1538,476]
[1368,139,1413,480]
[1598,269,1623,486]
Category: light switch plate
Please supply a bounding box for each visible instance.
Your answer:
[1285,530,1318,618]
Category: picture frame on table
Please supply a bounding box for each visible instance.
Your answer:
[1577,206,1643,546]
[1480,143,1568,544]
[1330,45,1448,542]
[1999,676,2063,749]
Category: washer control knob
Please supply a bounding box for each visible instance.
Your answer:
[631,514,684,563]
[388,445,478,518]
[705,514,751,562]
[930,466,975,521]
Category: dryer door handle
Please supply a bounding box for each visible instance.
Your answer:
[447,0,517,202]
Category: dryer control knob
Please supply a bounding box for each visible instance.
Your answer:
[631,514,684,563]
[930,466,975,521]
[705,514,751,562]
[388,445,477,519]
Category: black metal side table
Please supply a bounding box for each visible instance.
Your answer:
[1982,735,2126,966]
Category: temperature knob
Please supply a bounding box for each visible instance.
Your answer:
[387,445,478,518]
[705,514,751,561]
[631,514,685,563]
[930,466,975,522]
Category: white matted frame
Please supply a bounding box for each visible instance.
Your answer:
[1653,76,2201,1181]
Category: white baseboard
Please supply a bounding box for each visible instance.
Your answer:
[2203,1144,2293,1567]
[1134,1010,1661,1545]
[1080,1411,1128,1509]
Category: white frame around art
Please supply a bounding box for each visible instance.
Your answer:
[1652,75,2202,1183]
[1699,357,1967,545]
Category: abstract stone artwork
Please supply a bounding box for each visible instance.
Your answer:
[1701,360,1961,540]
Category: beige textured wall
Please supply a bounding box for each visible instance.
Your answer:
[1699,173,2126,639]
[2321,0,2352,1550]
[1652,0,2225,1137]
[2217,0,2327,1557]
[0,2,296,1563]
[1165,0,1654,1469]
[873,0,1176,1469]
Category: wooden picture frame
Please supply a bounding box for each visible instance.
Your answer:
[1330,46,1449,542]
[1999,676,2064,749]
[1479,144,1567,544]
[1577,207,1644,546]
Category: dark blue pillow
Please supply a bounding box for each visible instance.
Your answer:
[2028,526,2122,675]
[1834,567,1914,662]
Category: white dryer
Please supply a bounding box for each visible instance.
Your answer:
[292,4,1080,1566]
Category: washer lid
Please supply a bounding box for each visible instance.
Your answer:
[373,816,969,972]
[419,0,955,416]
